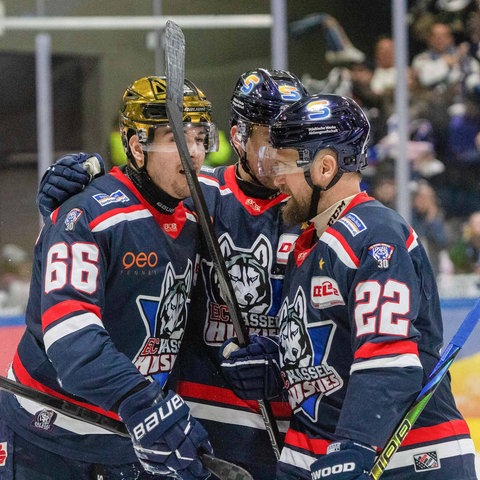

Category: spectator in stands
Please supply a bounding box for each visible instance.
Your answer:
[449,210,480,273]
[0,244,31,315]
[411,180,451,276]
[411,22,480,100]
[371,36,396,96]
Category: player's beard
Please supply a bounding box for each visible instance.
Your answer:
[282,195,311,225]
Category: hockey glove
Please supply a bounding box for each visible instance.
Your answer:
[219,334,284,400]
[37,152,105,217]
[119,382,212,479]
[310,440,376,480]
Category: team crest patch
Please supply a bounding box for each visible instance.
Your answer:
[93,189,129,206]
[413,451,440,471]
[0,442,7,467]
[337,213,366,236]
[65,208,83,231]
[31,409,57,431]
[368,243,395,268]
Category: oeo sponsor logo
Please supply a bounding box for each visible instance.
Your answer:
[122,251,158,269]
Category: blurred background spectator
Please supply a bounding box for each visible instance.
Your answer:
[449,210,480,273]
[411,179,452,275]
[0,243,31,315]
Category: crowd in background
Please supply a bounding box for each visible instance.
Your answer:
[3,1,480,314]
[300,1,480,280]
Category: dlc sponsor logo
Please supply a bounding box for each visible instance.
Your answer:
[311,276,345,308]
[0,442,7,467]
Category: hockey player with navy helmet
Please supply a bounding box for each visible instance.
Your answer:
[34,68,311,479]
[221,94,477,479]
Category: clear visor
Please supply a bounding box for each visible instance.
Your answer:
[142,123,219,154]
[258,145,308,177]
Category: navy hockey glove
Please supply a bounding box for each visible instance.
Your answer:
[310,440,376,480]
[219,334,284,400]
[119,382,212,479]
[37,152,105,217]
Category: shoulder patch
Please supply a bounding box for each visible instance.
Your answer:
[368,243,395,269]
[337,213,367,236]
[65,208,83,231]
[92,190,129,206]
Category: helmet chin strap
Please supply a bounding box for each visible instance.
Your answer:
[304,167,344,220]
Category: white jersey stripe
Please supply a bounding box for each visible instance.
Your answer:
[186,400,289,433]
[279,438,476,474]
[44,312,103,352]
[385,438,476,470]
[7,368,114,436]
[280,445,315,472]
[92,209,152,232]
[321,231,358,269]
[350,353,422,374]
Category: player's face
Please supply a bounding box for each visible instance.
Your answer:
[274,169,312,225]
[244,125,278,189]
[144,125,206,199]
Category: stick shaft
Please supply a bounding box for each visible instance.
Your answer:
[164,20,282,459]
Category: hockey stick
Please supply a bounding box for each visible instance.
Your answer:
[164,19,283,459]
[369,297,480,479]
[0,376,253,480]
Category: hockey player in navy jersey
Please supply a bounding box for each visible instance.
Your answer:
[35,69,310,479]
[220,94,478,479]
[0,76,218,479]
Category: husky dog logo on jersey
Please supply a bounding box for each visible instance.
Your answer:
[134,261,193,386]
[279,287,343,422]
[279,288,313,368]
[202,234,277,343]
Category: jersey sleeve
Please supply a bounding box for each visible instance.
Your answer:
[333,225,425,447]
[39,207,145,411]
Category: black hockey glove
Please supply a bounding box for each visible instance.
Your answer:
[310,439,376,480]
[119,382,212,479]
[37,152,105,217]
[219,334,284,400]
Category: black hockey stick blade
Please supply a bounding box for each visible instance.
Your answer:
[0,376,253,480]
[369,297,480,479]
[164,19,283,459]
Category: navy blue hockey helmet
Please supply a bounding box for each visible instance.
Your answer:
[259,94,370,177]
[230,68,309,136]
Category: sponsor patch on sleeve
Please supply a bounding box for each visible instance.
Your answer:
[337,213,367,236]
[368,243,395,268]
[92,190,129,206]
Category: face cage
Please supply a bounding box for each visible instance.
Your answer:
[140,122,219,154]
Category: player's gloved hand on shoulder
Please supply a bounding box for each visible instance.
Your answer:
[219,334,283,400]
[310,439,376,480]
[37,152,105,217]
[119,381,212,480]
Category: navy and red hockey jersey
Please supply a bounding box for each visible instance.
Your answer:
[276,192,477,479]
[0,167,200,464]
[171,164,300,476]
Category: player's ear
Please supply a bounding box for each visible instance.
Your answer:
[129,135,145,168]
[311,150,337,187]
[230,125,242,151]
